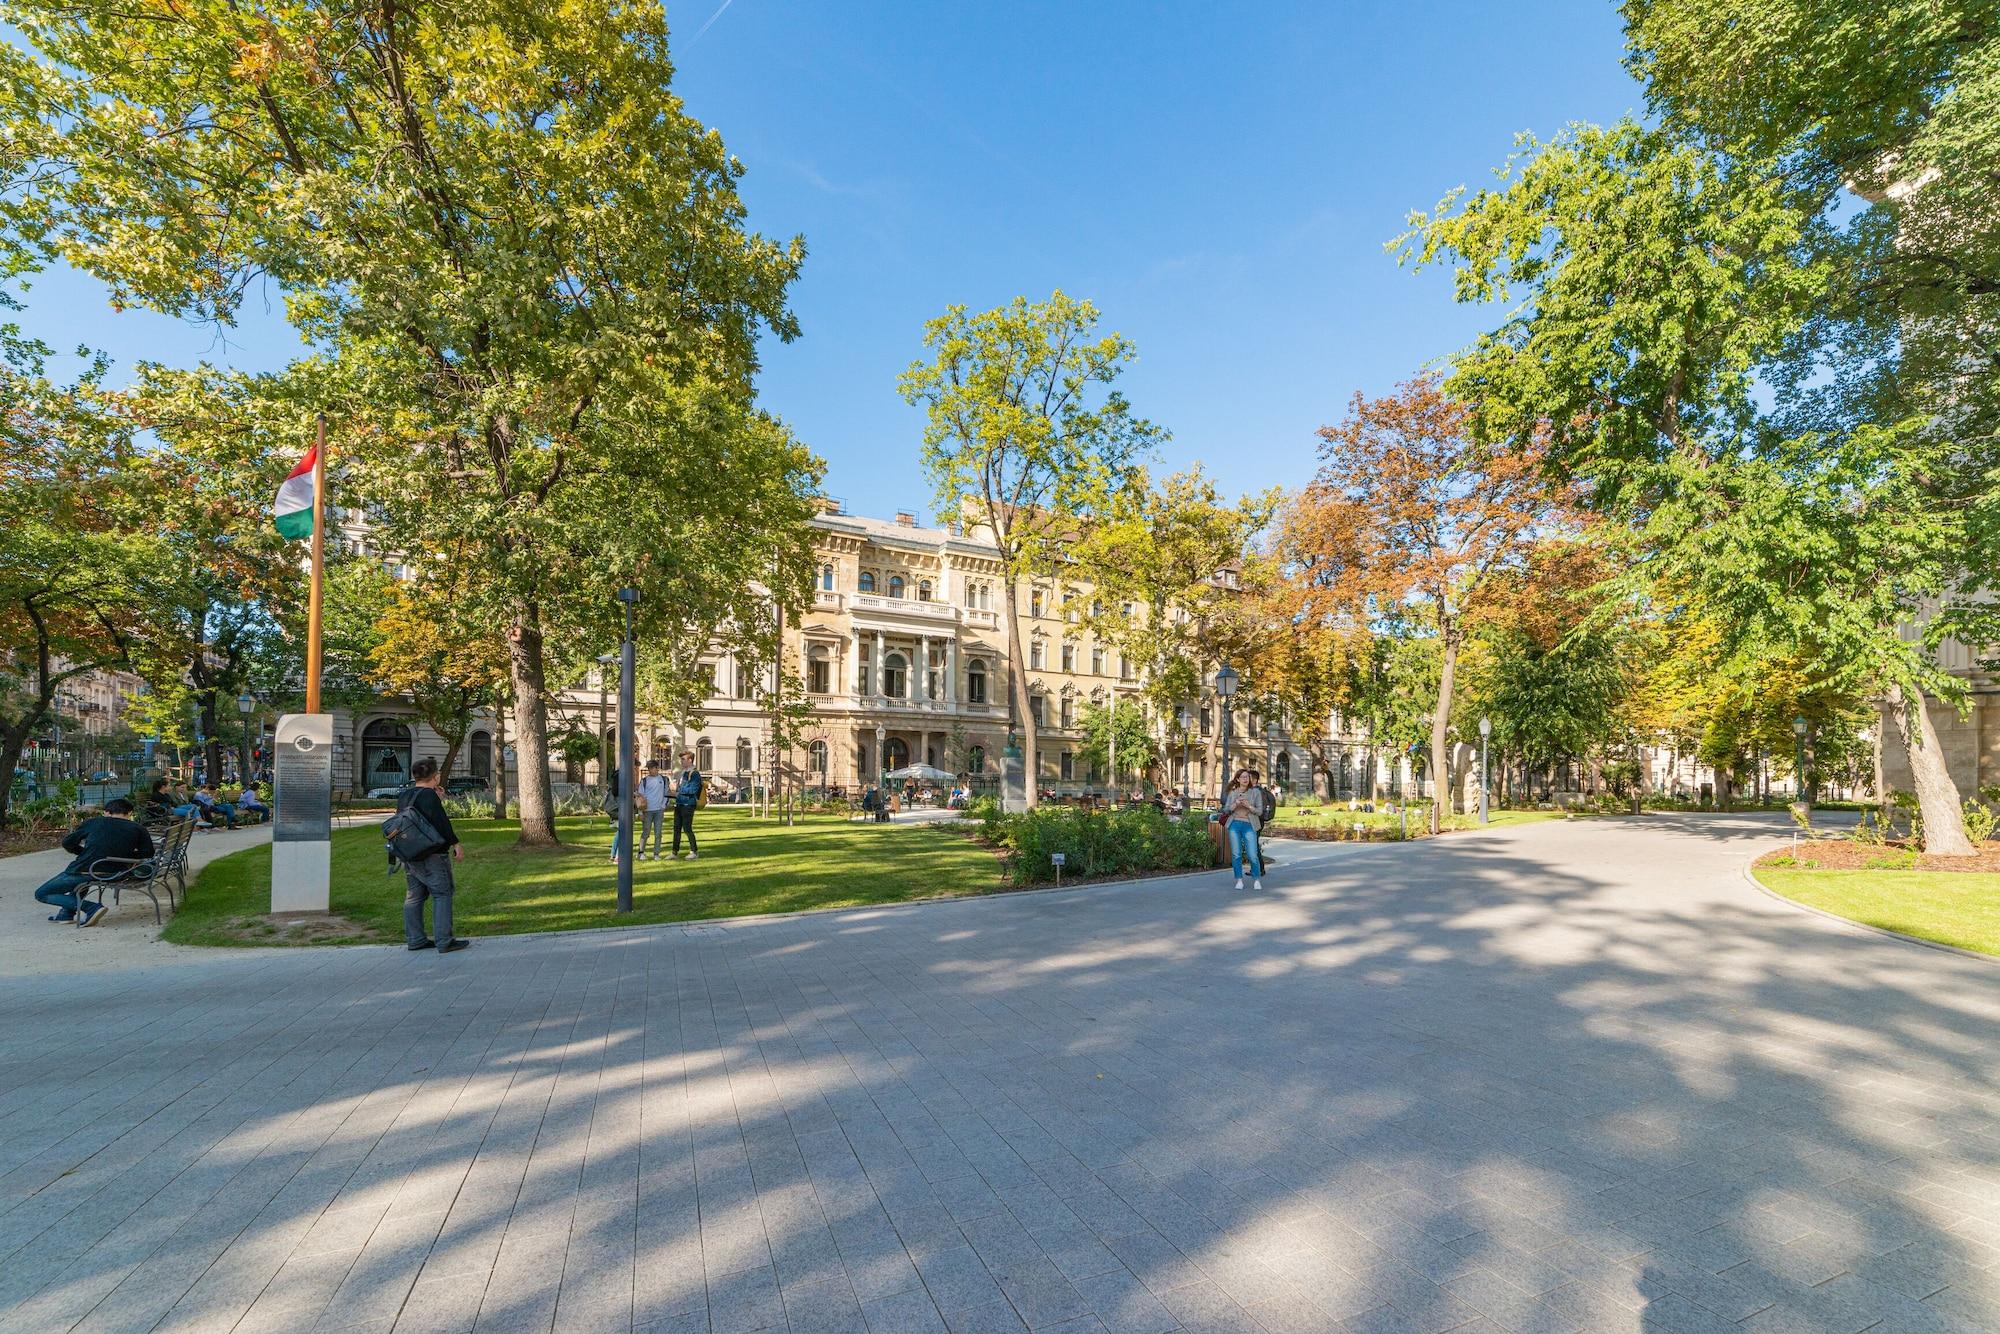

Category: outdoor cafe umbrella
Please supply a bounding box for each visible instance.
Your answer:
[882,763,955,783]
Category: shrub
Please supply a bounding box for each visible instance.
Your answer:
[1964,798,1999,847]
[1849,809,1888,846]
[989,804,1214,886]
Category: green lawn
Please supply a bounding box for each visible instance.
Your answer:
[167,809,1003,946]
[1755,867,2000,958]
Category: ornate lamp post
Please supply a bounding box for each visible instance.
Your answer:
[615,587,639,913]
[1213,663,1239,802]
[1177,703,1192,797]
[1478,715,1491,825]
[875,723,887,787]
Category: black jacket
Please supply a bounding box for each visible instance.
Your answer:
[62,816,155,877]
[405,786,459,849]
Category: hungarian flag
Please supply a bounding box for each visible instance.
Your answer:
[272,446,316,540]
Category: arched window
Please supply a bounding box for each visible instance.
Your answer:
[858,570,876,593]
[735,738,752,774]
[807,739,829,777]
[820,564,834,592]
[967,659,987,704]
[888,575,905,599]
[883,652,908,699]
[883,738,910,772]
[968,745,985,774]
[1275,752,1292,787]
[917,579,932,602]
[695,738,713,772]
[468,731,491,780]
[360,718,413,791]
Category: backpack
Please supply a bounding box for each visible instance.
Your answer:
[381,788,447,864]
[1257,786,1279,830]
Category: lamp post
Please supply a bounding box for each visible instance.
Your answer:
[595,652,616,785]
[1168,704,1184,800]
[237,691,255,787]
[1478,715,1491,825]
[1792,715,1809,811]
[1213,663,1239,802]
[875,724,886,788]
[1264,716,1281,795]
[615,588,639,914]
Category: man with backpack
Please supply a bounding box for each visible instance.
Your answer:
[387,757,468,954]
[671,748,704,858]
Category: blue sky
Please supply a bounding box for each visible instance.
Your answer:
[16,1,1641,520]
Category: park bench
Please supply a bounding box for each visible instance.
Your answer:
[88,818,196,925]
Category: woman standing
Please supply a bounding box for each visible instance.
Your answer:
[1218,768,1270,891]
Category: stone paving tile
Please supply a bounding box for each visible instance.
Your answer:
[2,816,1999,1334]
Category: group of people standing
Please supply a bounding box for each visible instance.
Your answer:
[605,751,706,862]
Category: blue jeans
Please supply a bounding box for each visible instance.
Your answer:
[1227,820,1263,879]
[35,871,100,919]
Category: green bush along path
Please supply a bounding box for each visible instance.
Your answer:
[1755,866,2000,959]
[168,810,1001,946]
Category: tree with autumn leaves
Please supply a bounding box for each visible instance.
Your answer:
[1278,376,1582,832]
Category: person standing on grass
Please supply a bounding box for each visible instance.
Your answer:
[400,757,468,954]
[639,760,669,860]
[671,748,704,859]
[35,797,153,928]
[1215,768,1269,891]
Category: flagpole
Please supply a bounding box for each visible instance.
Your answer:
[305,413,327,714]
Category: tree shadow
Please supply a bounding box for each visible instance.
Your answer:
[0,812,1995,1332]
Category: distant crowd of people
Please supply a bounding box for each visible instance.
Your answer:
[141,777,268,831]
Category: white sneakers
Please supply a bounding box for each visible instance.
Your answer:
[1234,878,1244,890]
[1253,879,1262,891]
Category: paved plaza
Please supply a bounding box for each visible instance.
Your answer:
[0,813,1996,1333]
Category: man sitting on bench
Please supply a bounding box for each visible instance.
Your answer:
[36,798,155,928]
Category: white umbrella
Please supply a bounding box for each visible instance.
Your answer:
[883,764,956,782]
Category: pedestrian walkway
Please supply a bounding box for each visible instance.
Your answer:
[0,813,1995,1332]
[0,823,271,977]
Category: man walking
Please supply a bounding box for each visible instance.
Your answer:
[671,749,704,859]
[639,760,669,860]
[399,757,468,954]
[36,797,153,927]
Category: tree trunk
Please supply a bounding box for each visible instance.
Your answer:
[199,690,222,786]
[1001,578,1038,809]
[506,615,558,844]
[492,703,509,819]
[1889,682,1972,855]
[1871,703,1888,812]
[1428,633,1457,834]
[0,727,29,825]
[438,733,464,783]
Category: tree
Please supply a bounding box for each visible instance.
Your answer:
[367,578,508,780]
[4,1,818,845]
[1075,697,1154,787]
[0,310,156,823]
[1283,376,1578,831]
[1400,114,1986,852]
[900,292,1165,807]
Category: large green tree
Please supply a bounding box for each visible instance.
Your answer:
[900,292,1165,808]
[3,0,817,844]
[1401,109,1989,852]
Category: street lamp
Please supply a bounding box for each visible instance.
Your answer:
[875,723,887,787]
[1478,715,1491,825]
[595,652,616,783]
[1213,663,1239,802]
[1175,704,1192,797]
[615,588,639,914]
[1792,715,1809,810]
[1264,716,1281,795]
[237,691,256,786]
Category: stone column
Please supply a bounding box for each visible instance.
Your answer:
[851,629,862,696]
[873,630,885,698]
[946,638,958,706]
[920,634,932,702]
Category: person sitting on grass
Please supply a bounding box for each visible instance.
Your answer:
[35,797,154,928]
